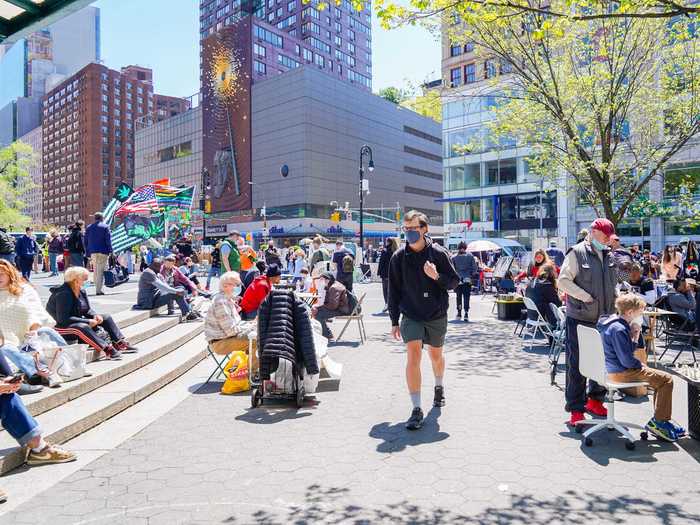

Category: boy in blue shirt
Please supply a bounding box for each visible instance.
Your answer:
[597,294,684,442]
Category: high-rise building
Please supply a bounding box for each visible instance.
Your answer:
[18,125,43,225]
[42,63,154,226]
[0,6,100,145]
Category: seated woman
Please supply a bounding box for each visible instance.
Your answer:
[525,263,562,328]
[0,260,64,385]
[204,271,256,366]
[47,267,137,360]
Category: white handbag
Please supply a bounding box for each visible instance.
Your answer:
[41,344,89,383]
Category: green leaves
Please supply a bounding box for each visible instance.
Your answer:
[0,142,35,228]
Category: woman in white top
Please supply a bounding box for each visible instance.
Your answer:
[0,260,65,382]
[661,245,683,282]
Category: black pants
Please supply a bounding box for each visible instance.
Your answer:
[381,278,389,305]
[17,256,33,280]
[62,314,124,351]
[455,283,472,314]
[315,306,339,339]
[565,316,606,412]
[338,275,353,293]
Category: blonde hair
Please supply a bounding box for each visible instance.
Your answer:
[64,266,90,283]
[0,259,23,296]
[219,271,241,286]
[615,294,646,315]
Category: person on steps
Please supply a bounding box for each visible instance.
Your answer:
[135,259,199,321]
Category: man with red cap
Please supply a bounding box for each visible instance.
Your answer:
[558,218,618,425]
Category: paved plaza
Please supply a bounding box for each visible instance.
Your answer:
[1,280,700,524]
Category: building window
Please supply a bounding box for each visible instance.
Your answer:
[278,54,301,69]
[464,41,475,53]
[450,43,462,57]
[347,42,355,54]
[287,0,296,11]
[314,54,324,68]
[450,67,461,87]
[254,43,266,57]
[465,63,476,83]
[485,60,497,79]
[303,48,313,61]
[254,60,267,74]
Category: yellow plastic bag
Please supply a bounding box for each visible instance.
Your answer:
[221,351,250,394]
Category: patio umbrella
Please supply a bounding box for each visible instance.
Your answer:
[467,240,501,252]
[299,238,314,246]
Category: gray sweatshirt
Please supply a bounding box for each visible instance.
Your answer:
[137,268,180,309]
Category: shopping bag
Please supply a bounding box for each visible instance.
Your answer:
[221,351,250,394]
[42,344,88,383]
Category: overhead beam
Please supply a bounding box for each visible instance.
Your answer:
[4,0,41,15]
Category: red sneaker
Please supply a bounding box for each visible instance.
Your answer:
[569,411,586,426]
[585,399,607,417]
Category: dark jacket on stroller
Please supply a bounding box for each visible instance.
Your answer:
[257,288,319,380]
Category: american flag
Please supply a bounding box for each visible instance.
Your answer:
[115,185,159,216]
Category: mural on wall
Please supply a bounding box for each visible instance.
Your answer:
[202,21,252,214]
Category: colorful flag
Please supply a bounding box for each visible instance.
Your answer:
[103,183,134,225]
[152,178,170,186]
[155,185,195,210]
[115,185,159,216]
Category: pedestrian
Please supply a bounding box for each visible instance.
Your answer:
[85,212,113,296]
[220,231,242,274]
[15,227,38,280]
[332,239,354,292]
[47,230,63,277]
[558,218,617,426]
[452,241,479,321]
[388,211,459,430]
[308,237,330,273]
[377,237,398,313]
[0,227,15,265]
[206,242,222,290]
[264,239,282,267]
[66,221,85,268]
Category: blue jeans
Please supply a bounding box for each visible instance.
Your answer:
[153,291,191,316]
[37,327,68,347]
[206,266,220,289]
[49,253,58,274]
[0,393,41,446]
[69,253,84,267]
[0,253,15,264]
[17,255,33,280]
[0,344,39,377]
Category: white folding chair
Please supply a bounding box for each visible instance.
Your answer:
[575,325,648,450]
[548,303,566,385]
[521,296,554,351]
[336,292,367,344]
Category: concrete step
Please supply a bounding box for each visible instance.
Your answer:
[19,318,204,419]
[0,333,209,475]
[110,306,167,330]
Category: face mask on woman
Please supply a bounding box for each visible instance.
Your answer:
[233,285,242,296]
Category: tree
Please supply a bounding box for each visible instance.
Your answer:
[378,86,406,104]
[0,142,35,228]
[378,1,700,226]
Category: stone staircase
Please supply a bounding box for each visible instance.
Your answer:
[0,308,208,474]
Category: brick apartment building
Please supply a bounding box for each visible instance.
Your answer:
[42,63,154,226]
[154,94,192,122]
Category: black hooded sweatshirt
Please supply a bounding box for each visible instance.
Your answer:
[388,237,459,325]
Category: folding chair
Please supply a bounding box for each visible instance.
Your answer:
[205,337,256,383]
[336,292,367,344]
[548,303,566,385]
[521,296,554,351]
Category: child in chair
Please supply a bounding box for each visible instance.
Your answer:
[597,294,685,442]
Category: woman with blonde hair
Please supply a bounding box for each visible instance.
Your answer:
[46,266,137,360]
[516,248,553,282]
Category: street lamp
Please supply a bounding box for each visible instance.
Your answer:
[359,145,374,253]
[200,167,210,242]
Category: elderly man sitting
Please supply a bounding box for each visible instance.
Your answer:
[136,258,199,322]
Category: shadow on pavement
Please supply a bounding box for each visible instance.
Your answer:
[235,407,313,424]
[189,381,225,394]
[228,483,700,524]
[369,407,449,453]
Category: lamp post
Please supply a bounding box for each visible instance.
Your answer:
[359,145,374,252]
[200,167,210,242]
[249,181,266,245]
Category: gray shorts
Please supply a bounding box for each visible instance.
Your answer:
[400,315,448,347]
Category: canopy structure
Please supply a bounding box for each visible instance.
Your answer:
[0,0,92,44]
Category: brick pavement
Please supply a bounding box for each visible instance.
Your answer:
[2,284,700,524]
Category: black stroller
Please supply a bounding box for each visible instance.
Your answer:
[251,288,319,409]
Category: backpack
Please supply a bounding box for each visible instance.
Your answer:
[342,254,354,274]
[0,231,14,254]
[66,231,82,252]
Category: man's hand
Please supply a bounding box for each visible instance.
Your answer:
[424,261,439,281]
[0,379,21,395]
[391,325,401,341]
[584,294,595,304]
[191,289,199,297]
[94,314,103,325]
[630,323,642,343]
[88,318,99,328]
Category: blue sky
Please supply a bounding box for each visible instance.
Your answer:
[92,0,440,97]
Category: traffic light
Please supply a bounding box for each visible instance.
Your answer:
[395,210,401,222]
[331,212,340,223]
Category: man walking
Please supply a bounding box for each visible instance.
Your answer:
[558,218,618,425]
[15,227,38,280]
[452,241,479,321]
[85,213,112,296]
[388,211,459,430]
